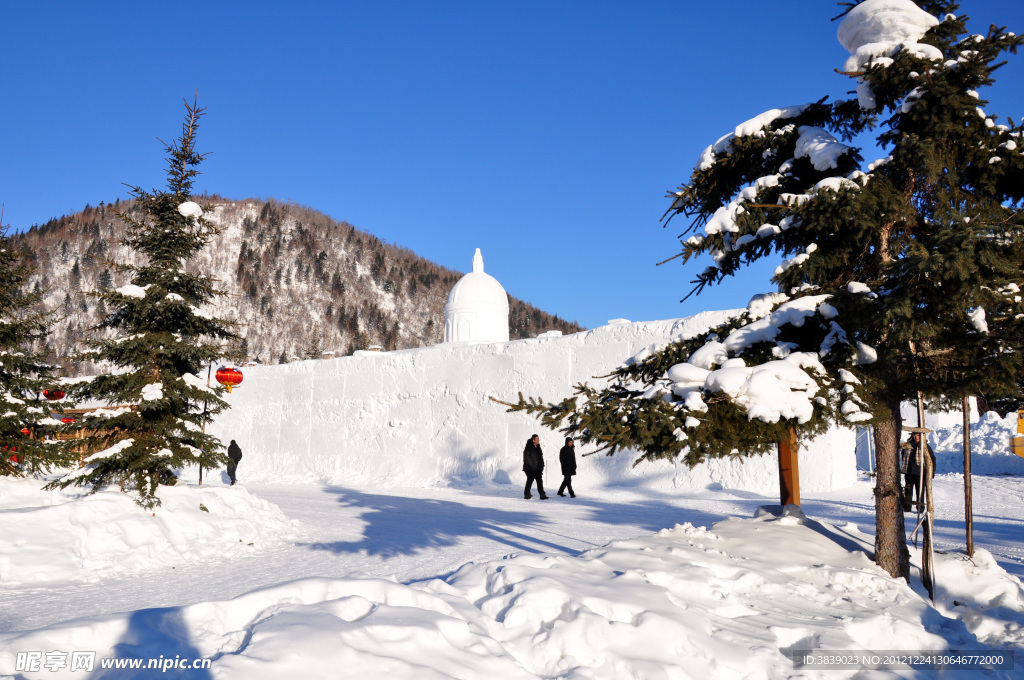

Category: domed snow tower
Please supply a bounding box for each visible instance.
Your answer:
[444,248,509,344]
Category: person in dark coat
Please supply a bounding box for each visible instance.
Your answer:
[557,437,577,497]
[522,434,548,499]
[227,440,243,485]
[901,433,934,512]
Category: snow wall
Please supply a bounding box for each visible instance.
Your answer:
[205,313,857,494]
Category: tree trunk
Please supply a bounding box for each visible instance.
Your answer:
[872,412,910,581]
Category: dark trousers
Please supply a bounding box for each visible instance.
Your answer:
[227,464,238,485]
[558,475,575,497]
[904,473,921,510]
[524,471,546,498]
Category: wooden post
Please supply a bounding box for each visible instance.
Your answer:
[922,435,936,601]
[963,396,974,558]
[778,427,800,506]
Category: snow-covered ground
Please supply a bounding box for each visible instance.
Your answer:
[5,319,1024,677]
[1,470,1022,679]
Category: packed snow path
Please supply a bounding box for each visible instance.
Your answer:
[0,483,767,632]
[2,474,1022,636]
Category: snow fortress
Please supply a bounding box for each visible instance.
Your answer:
[207,313,857,493]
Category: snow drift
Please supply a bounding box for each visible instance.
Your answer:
[2,506,1019,679]
[0,479,297,587]
[929,411,1024,476]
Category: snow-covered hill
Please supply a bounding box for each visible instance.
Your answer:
[13,198,581,372]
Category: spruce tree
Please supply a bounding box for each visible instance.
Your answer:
[0,223,77,476]
[48,97,237,507]
[502,0,1024,580]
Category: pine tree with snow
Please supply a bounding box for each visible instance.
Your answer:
[48,97,237,507]
[0,224,77,476]
[502,0,1024,581]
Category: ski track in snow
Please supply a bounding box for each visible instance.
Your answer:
[1,474,1021,634]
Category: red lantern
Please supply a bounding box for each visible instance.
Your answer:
[43,390,66,401]
[215,367,244,393]
[19,428,30,435]
[61,416,76,424]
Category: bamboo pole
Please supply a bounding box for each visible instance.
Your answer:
[918,393,935,602]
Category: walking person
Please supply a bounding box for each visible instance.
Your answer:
[227,439,243,486]
[557,437,577,497]
[522,434,548,499]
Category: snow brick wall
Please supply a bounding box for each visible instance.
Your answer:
[206,313,857,494]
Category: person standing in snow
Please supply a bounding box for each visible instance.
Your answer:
[522,434,548,499]
[557,437,577,498]
[227,440,243,485]
[901,433,934,512]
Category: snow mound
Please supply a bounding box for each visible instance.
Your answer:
[177,201,203,218]
[929,411,1024,476]
[794,126,852,171]
[695,105,808,172]
[0,478,298,587]
[928,547,1024,650]
[114,284,147,299]
[2,509,1017,679]
[838,0,941,72]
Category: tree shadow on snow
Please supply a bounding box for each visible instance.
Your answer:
[101,607,212,679]
[914,515,1024,580]
[303,487,582,558]
[459,484,760,535]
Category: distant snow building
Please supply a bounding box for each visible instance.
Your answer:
[444,248,509,344]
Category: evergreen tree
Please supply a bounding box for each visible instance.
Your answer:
[0,225,76,476]
[225,336,249,364]
[48,97,237,507]
[502,1,1024,580]
[302,333,324,360]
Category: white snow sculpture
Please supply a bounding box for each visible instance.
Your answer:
[444,248,509,344]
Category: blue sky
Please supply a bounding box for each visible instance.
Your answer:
[3,1,1023,329]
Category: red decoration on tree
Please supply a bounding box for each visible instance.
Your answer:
[43,390,66,401]
[215,367,244,393]
[61,417,76,424]
[19,428,30,435]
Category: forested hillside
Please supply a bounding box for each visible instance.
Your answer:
[13,197,582,373]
